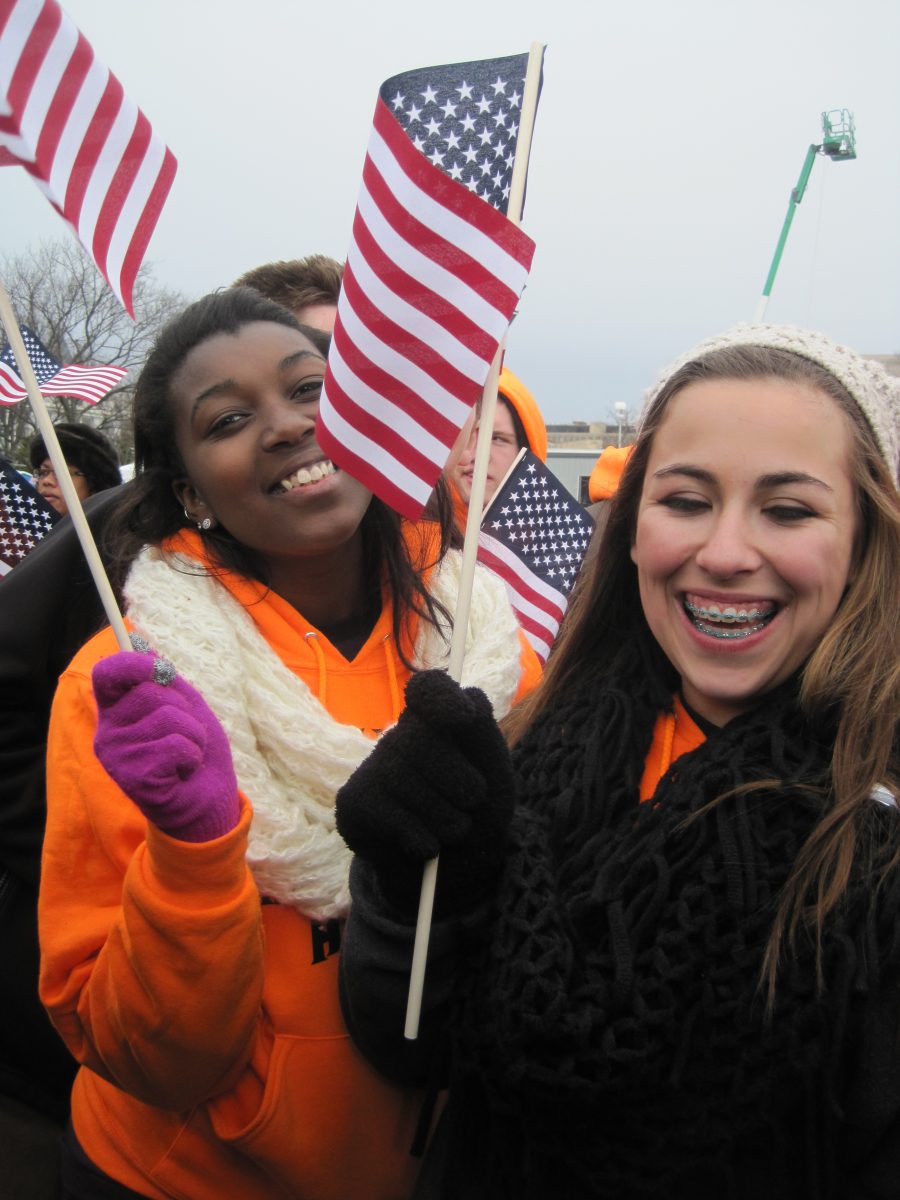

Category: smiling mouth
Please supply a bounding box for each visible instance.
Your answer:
[683,598,778,640]
[276,460,336,493]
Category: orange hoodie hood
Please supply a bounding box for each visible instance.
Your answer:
[588,444,633,503]
[499,367,546,462]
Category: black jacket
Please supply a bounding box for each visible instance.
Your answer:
[0,485,125,1120]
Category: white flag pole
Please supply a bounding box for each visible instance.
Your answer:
[0,279,131,652]
[404,42,545,1040]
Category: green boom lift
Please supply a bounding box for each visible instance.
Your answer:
[753,109,856,323]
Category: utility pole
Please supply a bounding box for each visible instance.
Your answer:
[753,110,856,324]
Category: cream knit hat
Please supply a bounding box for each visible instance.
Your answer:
[645,324,900,484]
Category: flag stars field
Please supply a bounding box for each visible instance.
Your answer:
[389,63,527,209]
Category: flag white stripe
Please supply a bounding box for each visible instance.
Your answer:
[521,626,554,661]
[503,583,565,637]
[19,10,76,150]
[104,132,167,287]
[46,57,108,202]
[318,388,435,508]
[348,229,487,385]
[324,345,452,462]
[337,286,471,425]
[356,177,511,342]
[0,2,38,95]
[76,94,137,251]
[478,532,570,614]
[368,124,529,296]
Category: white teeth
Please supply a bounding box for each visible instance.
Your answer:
[279,460,335,492]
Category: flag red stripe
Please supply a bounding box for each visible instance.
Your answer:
[339,264,479,406]
[91,108,152,280]
[361,153,521,320]
[331,320,461,448]
[62,72,122,229]
[476,543,566,624]
[352,203,497,365]
[35,32,92,168]
[315,424,425,520]
[118,146,177,307]
[320,362,445,488]
[5,0,60,125]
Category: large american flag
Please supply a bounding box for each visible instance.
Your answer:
[0,454,58,575]
[0,0,176,316]
[0,323,126,405]
[478,449,594,663]
[317,51,541,519]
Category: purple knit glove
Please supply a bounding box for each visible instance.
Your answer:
[92,646,239,843]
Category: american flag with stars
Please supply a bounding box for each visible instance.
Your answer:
[478,449,594,663]
[0,455,58,576]
[0,323,127,406]
[317,50,542,519]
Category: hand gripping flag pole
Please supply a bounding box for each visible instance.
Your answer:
[0,279,130,650]
[404,41,545,1040]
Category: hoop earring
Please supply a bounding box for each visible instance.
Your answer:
[198,517,212,531]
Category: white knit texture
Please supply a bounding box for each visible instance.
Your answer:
[645,323,900,484]
[123,547,523,921]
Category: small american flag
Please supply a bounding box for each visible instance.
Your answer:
[317,51,541,519]
[0,455,58,575]
[0,0,176,316]
[0,323,127,406]
[478,449,594,663]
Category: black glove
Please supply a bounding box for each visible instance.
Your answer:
[336,669,516,917]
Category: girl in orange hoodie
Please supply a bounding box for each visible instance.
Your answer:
[38,287,538,1199]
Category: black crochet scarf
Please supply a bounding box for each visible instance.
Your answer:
[441,664,900,1200]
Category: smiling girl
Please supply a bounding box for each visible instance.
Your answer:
[36,287,538,1200]
[336,324,900,1199]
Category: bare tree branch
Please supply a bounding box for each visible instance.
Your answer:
[0,239,188,467]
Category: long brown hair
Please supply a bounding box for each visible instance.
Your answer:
[505,344,900,1001]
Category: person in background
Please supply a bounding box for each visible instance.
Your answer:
[37,286,538,1200]
[0,256,343,1198]
[30,423,122,517]
[336,324,900,1199]
[583,442,634,559]
[234,252,342,334]
[449,366,547,523]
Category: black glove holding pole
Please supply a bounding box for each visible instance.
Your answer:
[336,669,517,918]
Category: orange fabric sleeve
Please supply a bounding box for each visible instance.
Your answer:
[39,632,266,1111]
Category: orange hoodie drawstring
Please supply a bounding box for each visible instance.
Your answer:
[381,634,402,724]
[304,632,327,706]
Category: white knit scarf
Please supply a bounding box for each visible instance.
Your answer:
[123,546,524,920]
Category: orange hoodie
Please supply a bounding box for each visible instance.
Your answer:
[640,695,706,801]
[588,444,633,503]
[39,527,538,1200]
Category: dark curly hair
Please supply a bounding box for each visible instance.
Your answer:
[30,422,121,495]
[104,286,456,663]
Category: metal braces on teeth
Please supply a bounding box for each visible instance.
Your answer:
[693,620,765,640]
[684,600,773,624]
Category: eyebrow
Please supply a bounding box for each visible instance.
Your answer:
[653,464,833,492]
[189,349,325,418]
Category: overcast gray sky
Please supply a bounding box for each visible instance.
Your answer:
[4,0,898,424]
